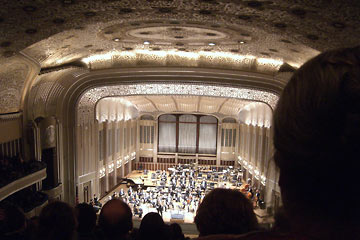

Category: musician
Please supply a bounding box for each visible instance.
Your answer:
[156,203,163,217]
[138,207,143,218]
[119,188,124,196]
[201,180,207,190]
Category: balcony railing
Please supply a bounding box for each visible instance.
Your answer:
[0,167,47,201]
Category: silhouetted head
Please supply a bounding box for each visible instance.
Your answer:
[169,223,185,240]
[98,199,133,238]
[194,188,259,236]
[273,46,360,237]
[138,212,169,240]
[0,203,26,237]
[38,201,76,240]
[75,203,97,233]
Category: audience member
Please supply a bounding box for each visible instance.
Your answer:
[129,227,139,240]
[169,222,185,240]
[272,45,360,239]
[194,188,259,237]
[0,203,28,240]
[75,203,97,240]
[137,212,170,240]
[25,216,39,240]
[96,198,133,240]
[37,201,77,240]
[197,46,360,240]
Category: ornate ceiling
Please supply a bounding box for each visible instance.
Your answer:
[77,82,278,125]
[0,0,359,115]
[95,95,273,127]
[108,95,260,115]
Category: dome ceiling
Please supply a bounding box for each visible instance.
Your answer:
[0,0,359,115]
[1,0,359,66]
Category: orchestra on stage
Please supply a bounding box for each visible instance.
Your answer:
[91,164,263,222]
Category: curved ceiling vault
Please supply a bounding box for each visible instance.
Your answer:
[1,0,360,115]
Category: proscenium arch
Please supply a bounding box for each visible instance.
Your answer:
[56,67,283,204]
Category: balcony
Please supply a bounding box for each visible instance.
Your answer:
[0,167,47,201]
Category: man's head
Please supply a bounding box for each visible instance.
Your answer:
[98,199,133,238]
[194,188,259,236]
[273,46,360,223]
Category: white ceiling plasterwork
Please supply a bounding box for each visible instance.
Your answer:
[120,95,252,116]
[77,82,278,125]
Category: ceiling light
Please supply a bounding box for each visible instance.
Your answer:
[239,41,245,44]
[208,42,216,46]
[113,38,121,42]
[143,41,150,45]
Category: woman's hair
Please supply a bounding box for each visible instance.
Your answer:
[273,46,360,222]
[194,188,259,236]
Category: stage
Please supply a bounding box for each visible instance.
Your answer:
[100,165,246,223]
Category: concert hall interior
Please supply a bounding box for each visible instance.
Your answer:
[0,0,359,231]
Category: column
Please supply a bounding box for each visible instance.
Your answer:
[120,120,125,177]
[94,120,99,199]
[104,120,109,192]
[216,122,222,167]
[154,118,158,163]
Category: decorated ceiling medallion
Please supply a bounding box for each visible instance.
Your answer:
[100,22,252,47]
[128,26,227,41]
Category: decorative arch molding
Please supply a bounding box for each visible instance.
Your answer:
[74,67,282,127]
[29,67,284,204]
